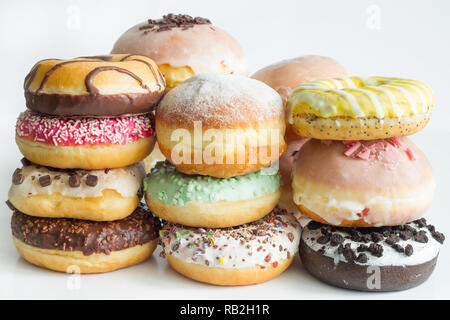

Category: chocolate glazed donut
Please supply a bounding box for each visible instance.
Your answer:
[24,55,165,117]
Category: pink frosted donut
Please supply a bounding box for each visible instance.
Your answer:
[292,137,435,227]
[16,111,155,169]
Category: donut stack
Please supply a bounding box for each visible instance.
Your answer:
[143,74,302,285]
[7,54,165,273]
[112,14,249,173]
[286,76,446,291]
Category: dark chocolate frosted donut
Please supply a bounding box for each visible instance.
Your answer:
[11,203,161,256]
[299,219,445,291]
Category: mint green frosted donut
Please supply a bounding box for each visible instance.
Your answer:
[144,161,281,207]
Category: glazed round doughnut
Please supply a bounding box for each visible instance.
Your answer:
[160,208,300,286]
[252,55,347,142]
[292,137,435,227]
[10,204,161,274]
[16,110,155,169]
[156,74,286,178]
[8,159,145,221]
[287,77,434,140]
[300,219,445,291]
[24,54,165,117]
[277,139,308,217]
[112,14,248,90]
[144,161,281,228]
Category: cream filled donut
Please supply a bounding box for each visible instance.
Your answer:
[287,77,434,140]
[112,14,248,90]
[156,74,286,178]
[10,204,161,274]
[300,219,445,291]
[160,208,301,286]
[8,159,145,221]
[144,161,281,228]
[252,55,347,142]
[292,137,435,227]
[16,110,155,169]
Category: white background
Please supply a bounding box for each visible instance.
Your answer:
[1,0,449,300]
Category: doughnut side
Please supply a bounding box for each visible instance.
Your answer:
[13,237,157,274]
[16,136,155,169]
[292,137,435,226]
[167,254,293,286]
[156,119,286,178]
[146,190,280,228]
[299,241,437,291]
[291,113,431,140]
[9,189,140,221]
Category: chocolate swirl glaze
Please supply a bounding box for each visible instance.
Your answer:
[24,55,165,117]
[11,203,161,256]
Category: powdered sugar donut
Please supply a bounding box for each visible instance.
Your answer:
[16,110,155,169]
[292,137,435,227]
[160,208,301,286]
[156,74,286,178]
[112,14,248,90]
[8,159,145,221]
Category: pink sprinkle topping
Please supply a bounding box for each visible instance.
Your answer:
[357,208,370,218]
[405,148,416,161]
[387,137,402,148]
[16,110,154,146]
[343,141,361,156]
[355,145,371,160]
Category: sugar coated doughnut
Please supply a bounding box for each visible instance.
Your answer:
[156,74,286,178]
[252,55,347,142]
[292,137,435,227]
[8,159,145,221]
[160,208,300,286]
[16,110,155,169]
[24,54,165,116]
[300,219,445,291]
[287,77,434,140]
[144,161,281,228]
[112,14,248,90]
[11,204,161,273]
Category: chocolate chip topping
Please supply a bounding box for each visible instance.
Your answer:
[68,174,81,187]
[11,204,161,256]
[305,218,444,262]
[38,175,51,187]
[139,14,211,33]
[12,168,24,185]
[85,174,98,187]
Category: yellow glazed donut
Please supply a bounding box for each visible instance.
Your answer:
[10,204,161,274]
[112,14,248,91]
[144,161,281,228]
[292,137,435,227]
[252,55,348,142]
[155,74,286,178]
[287,77,434,140]
[160,209,301,286]
[8,159,145,221]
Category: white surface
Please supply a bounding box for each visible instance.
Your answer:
[1,0,450,299]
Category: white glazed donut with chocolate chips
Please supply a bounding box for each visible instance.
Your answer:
[299,219,445,291]
[160,208,301,286]
[7,158,145,221]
